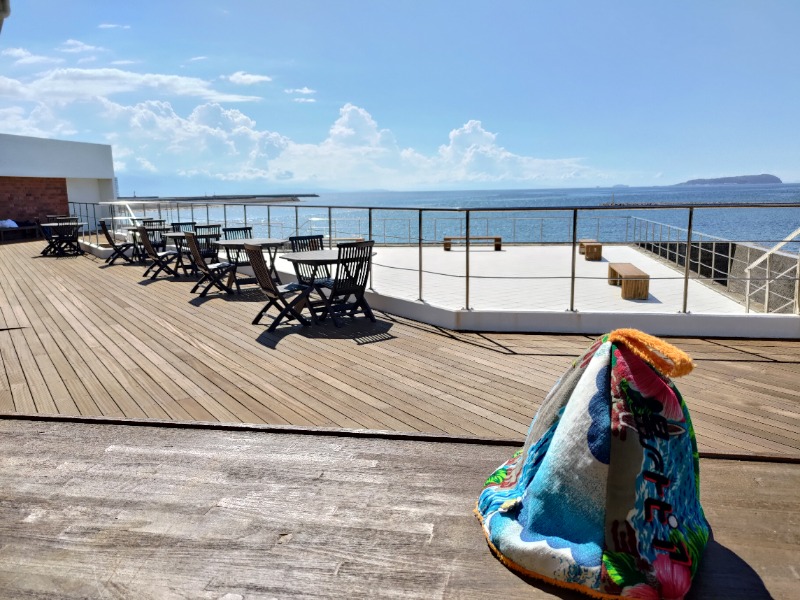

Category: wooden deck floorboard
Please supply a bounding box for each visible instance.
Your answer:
[0,419,795,599]
[1,240,799,459]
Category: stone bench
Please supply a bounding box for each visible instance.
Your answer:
[608,263,650,300]
[443,236,502,251]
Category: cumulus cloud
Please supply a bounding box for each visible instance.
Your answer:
[0,105,77,137]
[58,39,106,53]
[225,71,272,85]
[293,98,316,103]
[136,157,157,172]
[0,67,261,103]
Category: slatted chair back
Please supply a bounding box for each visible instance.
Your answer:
[184,231,211,275]
[144,223,169,251]
[289,234,325,252]
[244,244,280,297]
[194,224,221,260]
[143,218,166,227]
[55,216,79,224]
[223,226,253,265]
[170,221,196,233]
[138,226,162,262]
[100,220,116,246]
[289,234,330,284]
[331,240,374,297]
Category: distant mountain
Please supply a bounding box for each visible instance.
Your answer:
[678,174,782,185]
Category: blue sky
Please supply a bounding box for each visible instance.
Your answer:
[1,1,798,195]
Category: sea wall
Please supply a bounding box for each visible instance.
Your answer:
[636,240,797,314]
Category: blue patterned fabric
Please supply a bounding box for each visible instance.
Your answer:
[477,334,709,599]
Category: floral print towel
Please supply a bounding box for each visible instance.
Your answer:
[476,330,709,600]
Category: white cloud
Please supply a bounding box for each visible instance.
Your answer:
[110,60,138,66]
[98,24,131,30]
[136,157,157,172]
[58,39,106,54]
[0,67,261,103]
[77,56,98,65]
[189,56,208,62]
[225,71,272,85]
[284,87,316,95]
[293,98,316,103]
[1,47,63,66]
[0,105,76,137]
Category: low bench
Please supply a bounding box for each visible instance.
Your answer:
[0,225,40,244]
[578,239,597,254]
[443,236,502,251]
[583,242,602,261]
[608,263,650,300]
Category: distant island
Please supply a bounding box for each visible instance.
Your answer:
[678,174,782,185]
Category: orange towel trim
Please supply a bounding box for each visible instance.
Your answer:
[608,328,694,378]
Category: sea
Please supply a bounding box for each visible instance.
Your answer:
[165,184,800,251]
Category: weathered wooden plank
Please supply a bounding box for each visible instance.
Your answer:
[0,419,796,599]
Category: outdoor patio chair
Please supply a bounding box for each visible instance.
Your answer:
[138,226,178,279]
[144,223,169,252]
[170,221,196,233]
[184,231,235,297]
[312,240,375,327]
[100,220,134,264]
[244,243,310,331]
[222,226,253,263]
[288,234,330,286]
[194,224,222,262]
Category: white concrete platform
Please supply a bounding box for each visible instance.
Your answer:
[360,245,800,338]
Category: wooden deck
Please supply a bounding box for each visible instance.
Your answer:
[1,240,799,598]
[1,239,799,458]
[0,419,796,599]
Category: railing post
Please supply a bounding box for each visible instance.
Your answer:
[368,208,374,291]
[326,207,332,247]
[795,253,800,315]
[267,205,271,237]
[418,209,423,301]
[294,205,299,236]
[681,208,694,313]
[243,205,248,227]
[464,210,470,310]
[569,209,578,312]
[223,204,227,227]
[764,255,772,313]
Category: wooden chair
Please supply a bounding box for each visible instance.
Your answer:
[100,220,134,264]
[288,234,330,286]
[143,223,169,252]
[138,226,178,279]
[312,241,375,327]
[194,224,221,262]
[170,221,196,233]
[184,231,234,297]
[244,243,310,331]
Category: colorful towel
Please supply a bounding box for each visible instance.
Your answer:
[476,329,709,600]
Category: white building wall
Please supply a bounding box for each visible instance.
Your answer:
[0,133,115,180]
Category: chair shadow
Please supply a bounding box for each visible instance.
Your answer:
[254,317,395,349]
[687,533,773,599]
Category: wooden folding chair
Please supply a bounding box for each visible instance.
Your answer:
[288,235,330,286]
[138,226,178,279]
[100,220,134,264]
[244,243,311,331]
[313,241,375,327]
[184,231,235,297]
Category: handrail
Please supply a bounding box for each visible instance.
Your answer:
[745,225,800,313]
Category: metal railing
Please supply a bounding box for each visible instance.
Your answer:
[744,225,800,314]
[68,199,800,315]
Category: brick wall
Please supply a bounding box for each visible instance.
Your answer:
[0,176,69,223]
